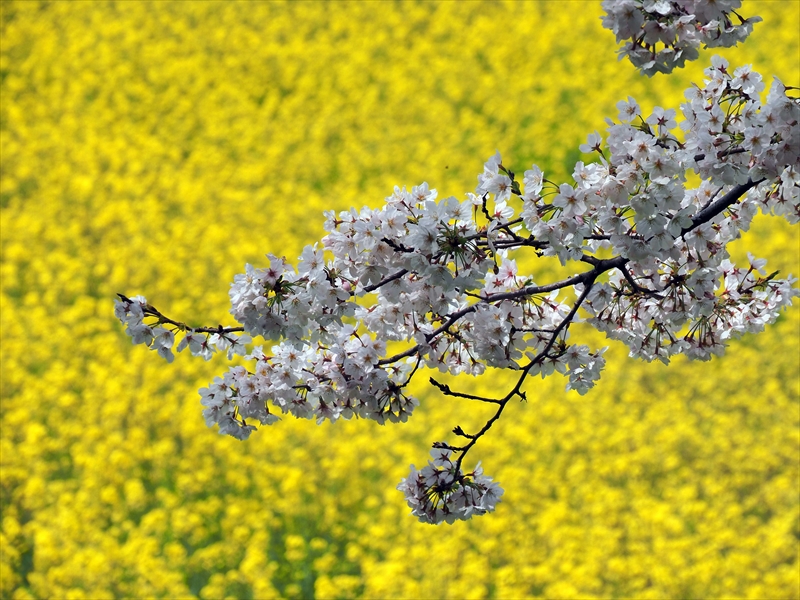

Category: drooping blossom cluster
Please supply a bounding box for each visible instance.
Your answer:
[601,0,761,75]
[397,448,504,524]
[116,55,799,523]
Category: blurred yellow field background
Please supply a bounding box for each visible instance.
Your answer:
[1,1,798,598]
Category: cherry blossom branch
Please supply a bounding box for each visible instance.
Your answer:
[443,276,598,473]
[426,174,773,469]
[361,268,409,293]
[429,379,502,404]
[685,178,763,232]
[376,268,600,366]
[693,147,748,163]
[115,53,800,524]
[115,293,245,335]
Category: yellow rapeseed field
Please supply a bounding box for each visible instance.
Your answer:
[1,1,798,598]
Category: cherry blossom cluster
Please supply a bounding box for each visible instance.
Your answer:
[527,56,800,363]
[601,0,761,75]
[116,56,799,523]
[197,338,420,441]
[397,448,504,524]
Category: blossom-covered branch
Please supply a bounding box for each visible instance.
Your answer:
[116,55,799,523]
[114,293,247,363]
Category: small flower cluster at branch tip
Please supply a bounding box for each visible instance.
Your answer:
[601,0,761,76]
[397,448,504,524]
[116,58,799,522]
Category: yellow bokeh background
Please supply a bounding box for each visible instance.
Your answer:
[1,1,798,598]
